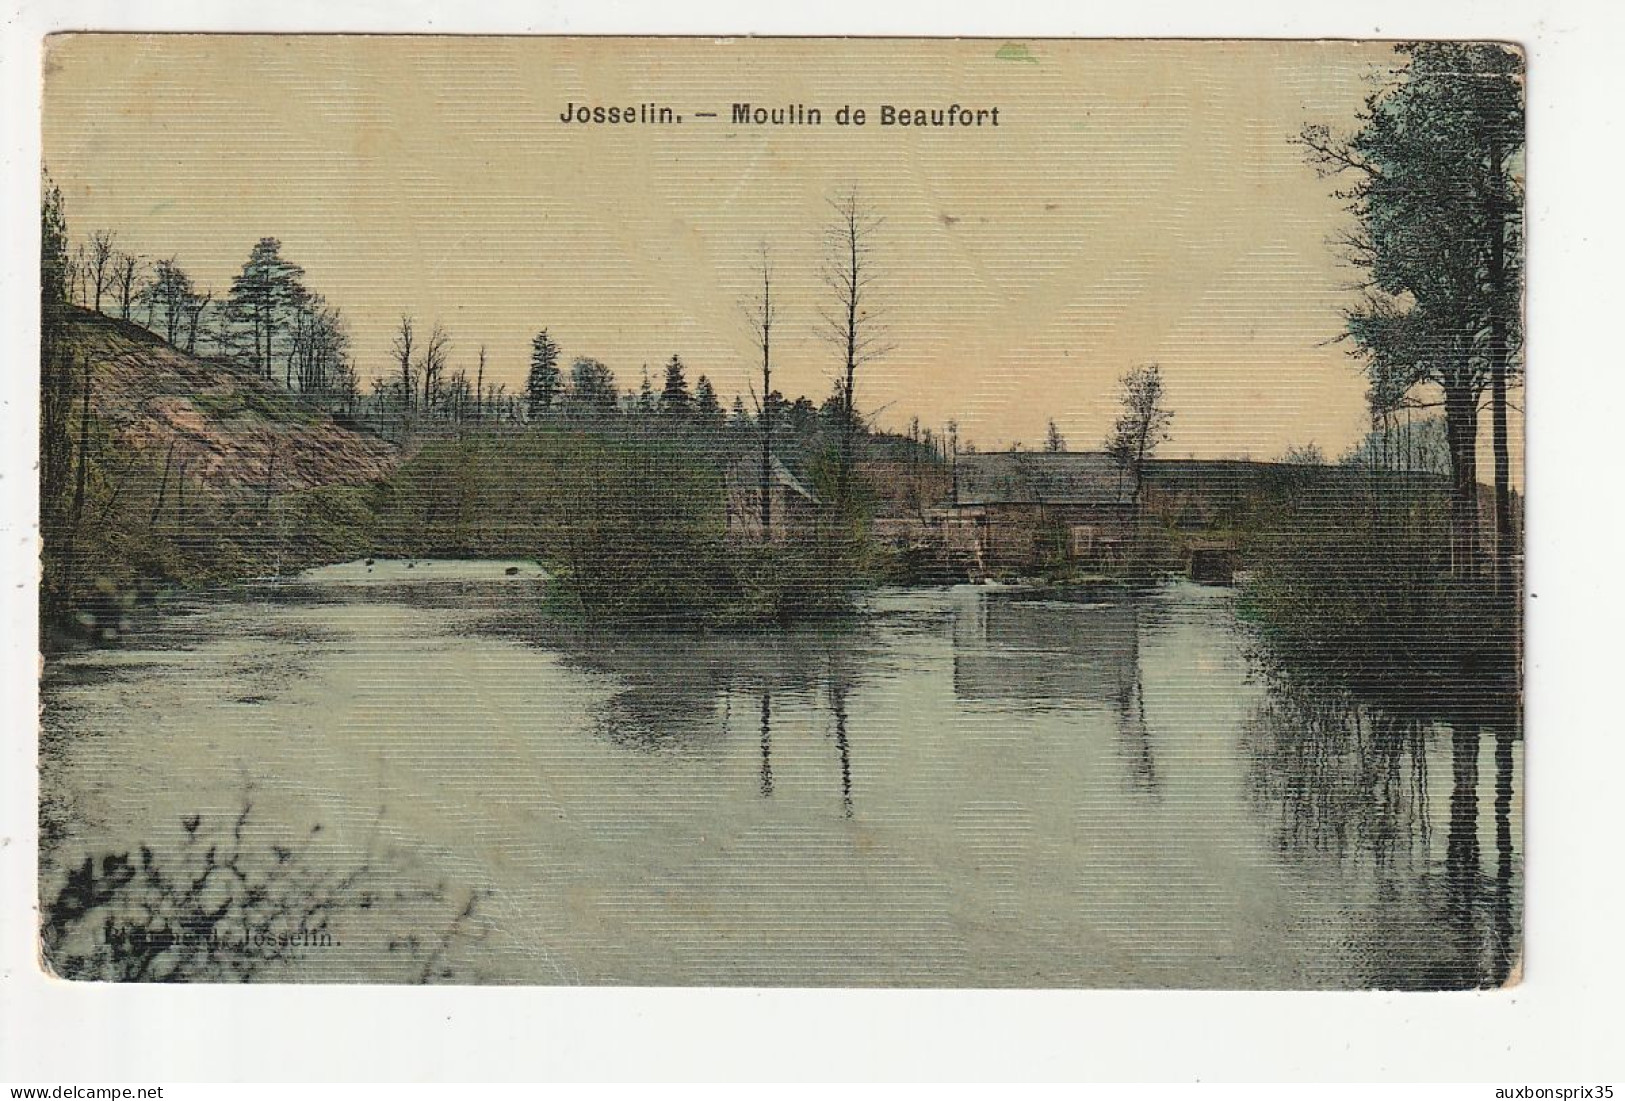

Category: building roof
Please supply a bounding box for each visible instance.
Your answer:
[954,451,1133,507]
[727,453,819,503]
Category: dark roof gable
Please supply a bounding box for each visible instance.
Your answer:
[726,453,819,503]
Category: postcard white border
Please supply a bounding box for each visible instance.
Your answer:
[1,0,1620,1084]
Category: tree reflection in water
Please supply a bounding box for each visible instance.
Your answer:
[759,690,774,797]
[494,612,869,816]
[480,585,1519,987]
[828,648,855,818]
[1241,678,1520,989]
[1113,609,1159,794]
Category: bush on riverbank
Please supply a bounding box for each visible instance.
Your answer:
[1239,482,1515,701]
[381,428,859,622]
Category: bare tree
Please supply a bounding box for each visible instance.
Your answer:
[183,290,212,356]
[113,251,142,321]
[69,243,88,306]
[147,257,195,346]
[87,230,116,314]
[417,322,451,416]
[818,186,893,501]
[743,243,777,535]
[391,315,416,417]
[289,297,348,400]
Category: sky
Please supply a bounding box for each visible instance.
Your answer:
[41,34,1522,470]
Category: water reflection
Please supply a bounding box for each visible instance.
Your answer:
[1114,624,1158,794]
[1241,685,1432,867]
[491,618,839,750]
[484,607,871,815]
[1494,722,1518,982]
[829,652,854,818]
[758,691,774,797]
[411,580,1524,986]
[45,569,1523,986]
[955,588,1160,793]
[1241,678,1520,988]
[953,589,1140,709]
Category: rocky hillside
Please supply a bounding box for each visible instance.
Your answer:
[60,306,399,496]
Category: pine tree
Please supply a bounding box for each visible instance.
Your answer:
[226,238,306,379]
[1045,419,1067,453]
[637,366,656,415]
[660,354,691,416]
[526,329,561,417]
[694,375,722,421]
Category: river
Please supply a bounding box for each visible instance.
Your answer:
[38,563,1520,987]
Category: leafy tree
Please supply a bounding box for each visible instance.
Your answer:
[39,177,87,624]
[40,177,72,504]
[565,357,618,418]
[781,396,818,437]
[1298,43,1523,578]
[40,175,70,309]
[1341,413,1450,475]
[660,354,692,416]
[1104,364,1173,500]
[818,379,849,427]
[1278,442,1326,465]
[526,329,562,418]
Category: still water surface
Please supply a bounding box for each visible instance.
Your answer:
[39,563,1520,987]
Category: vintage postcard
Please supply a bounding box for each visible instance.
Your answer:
[36,35,1523,987]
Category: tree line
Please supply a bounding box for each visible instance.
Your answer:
[53,179,949,505]
[56,224,362,411]
[511,186,907,517]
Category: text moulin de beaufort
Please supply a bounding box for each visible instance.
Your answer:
[558,102,1002,128]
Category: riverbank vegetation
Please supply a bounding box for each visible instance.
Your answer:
[1240,42,1524,702]
[39,180,939,640]
[1238,472,1513,703]
[374,429,865,622]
